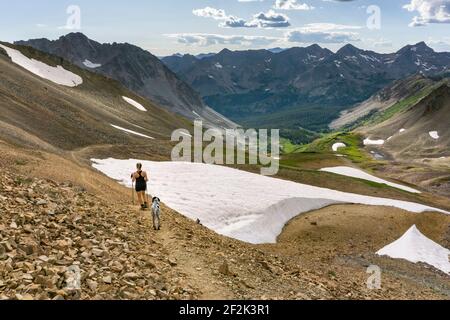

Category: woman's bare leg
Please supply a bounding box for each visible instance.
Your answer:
[140,192,146,206]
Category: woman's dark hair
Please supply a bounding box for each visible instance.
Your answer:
[137,163,142,170]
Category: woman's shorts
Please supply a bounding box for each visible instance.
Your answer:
[135,183,147,192]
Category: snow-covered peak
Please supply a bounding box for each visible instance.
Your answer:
[377,225,450,274]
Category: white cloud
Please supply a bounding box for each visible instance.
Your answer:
[403,0,450,26]
[248,10,291,28]
[193,7,228,20]
[193,7,290,28]
[165,33,280,47]
[285,23,361,43]
[274,0,315,10]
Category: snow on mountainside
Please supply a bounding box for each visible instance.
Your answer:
[320,167,420,194]
[377,225,450,274]
[91,160,447,244]
[0,43,82,87]
[122,96,147,112]
[162,42,450,130]
[16,33,236,129]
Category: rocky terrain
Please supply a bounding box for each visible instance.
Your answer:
[1,32,450,301]
[1,139,450,300]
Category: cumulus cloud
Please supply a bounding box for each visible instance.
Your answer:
[165,33,280,47]
[192,7,290,28]
[285,23,361,43]
[248,10,291,28]
[274,0,315,10]
[403,0,450,26]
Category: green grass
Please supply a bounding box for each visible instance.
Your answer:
[295,132,371,164]
[364,84,439,126]
[281,138,303,154]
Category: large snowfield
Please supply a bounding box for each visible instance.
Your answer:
[377,225,450,274]
[320,166,421,194]
[91,159,448,244]
[0,44,83,87]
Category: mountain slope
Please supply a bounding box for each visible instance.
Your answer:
[358,81,450,160]
[330,75,436,129]
[0,41,190,151]
[163,43,450,130]
[15,33,236,129]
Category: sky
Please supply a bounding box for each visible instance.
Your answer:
[0,0,449,56]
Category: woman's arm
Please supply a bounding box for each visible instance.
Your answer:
[131,172,136,182]
[144,171,149,182]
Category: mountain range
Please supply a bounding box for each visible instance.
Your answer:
[162,42,450,131]
[16,33,236,129]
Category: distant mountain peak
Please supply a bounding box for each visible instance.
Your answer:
[398,41,435,55]
[218,48,232,55]
[336,43,362,56]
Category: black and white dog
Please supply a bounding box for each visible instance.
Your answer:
[151,197,161,230]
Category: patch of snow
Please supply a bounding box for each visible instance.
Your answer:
[332,143,346,152]
[429,131,440,140]
[360,54,380,63]
[214,62,223,69]
[334,60,341,68]
[399,128,406,133]
[377,225,450,274]
[387,136,393,141]
[364,138,385,146]
[110,125,155,140]
[208,75,214,79]
[122,96,147,112]
[192,111,203,119]
[320,166,421,194]
[0,43,83,87]
[90,160,447,244]
[83,59,102,69]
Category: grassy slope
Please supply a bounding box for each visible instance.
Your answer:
[352,80,443,130]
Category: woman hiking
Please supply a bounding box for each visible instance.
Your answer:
[131,163,149,210]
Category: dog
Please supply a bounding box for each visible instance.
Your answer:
[151,197,161,230]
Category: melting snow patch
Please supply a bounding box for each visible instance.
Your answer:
[377,225,450,274]
[122,96,147,112]
[0,43,83,87]
[320,166,421,194]
[214,62,223,69]
[399,128,406,133]
[90,160,446,244]
[332,143,346,152]
[429,131,440,140]
[110,125,154,139]
[364,138,385,146]
[83,59,102,69]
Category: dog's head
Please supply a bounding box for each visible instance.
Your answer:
[152,197,161,204]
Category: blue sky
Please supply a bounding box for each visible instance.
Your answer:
[1,0,449,56]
